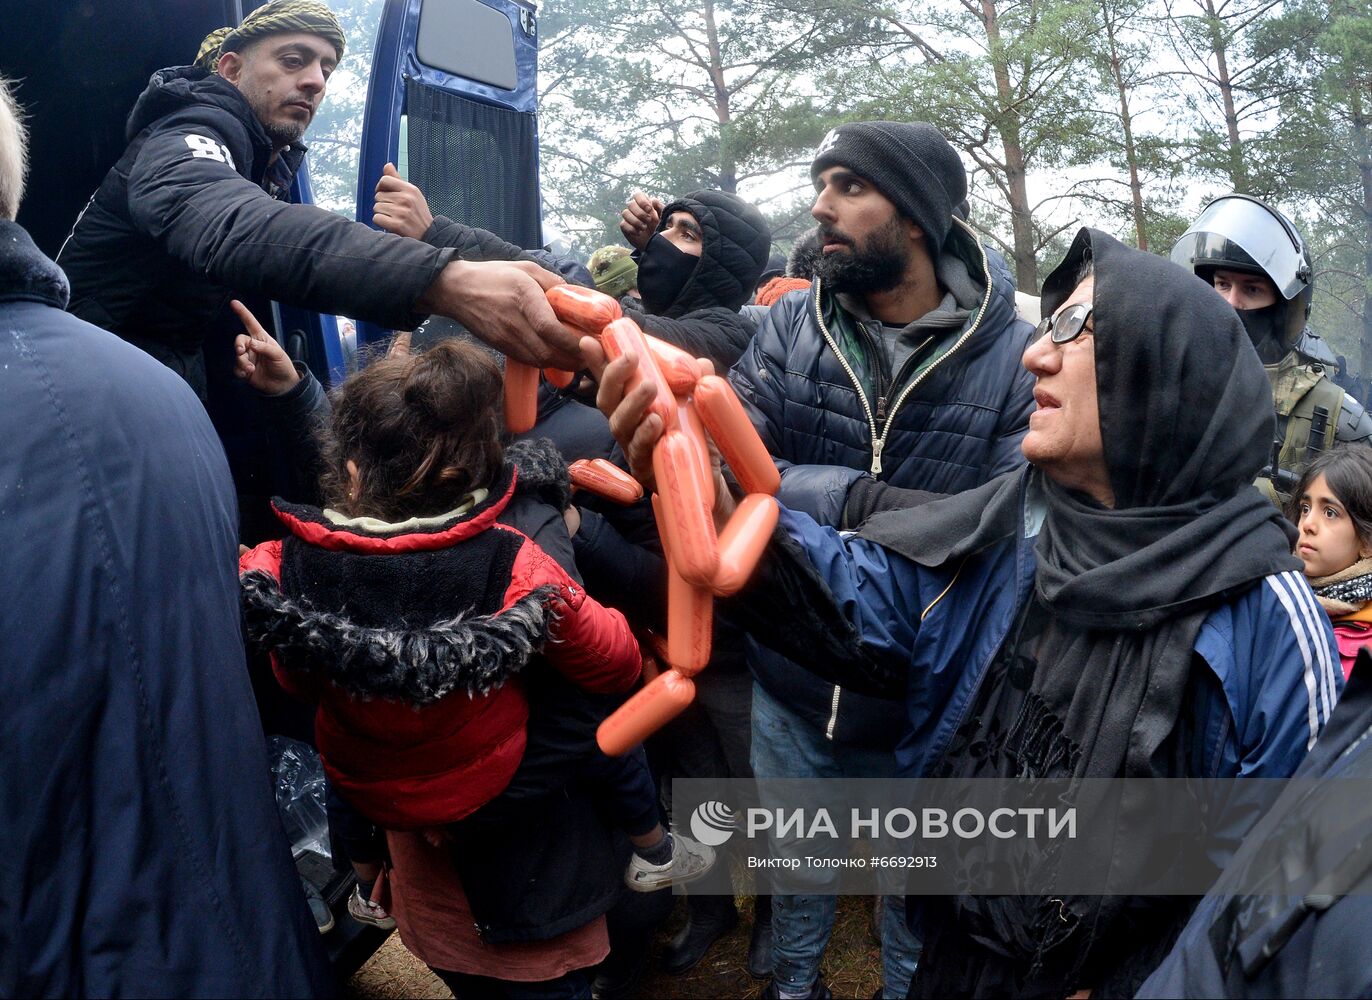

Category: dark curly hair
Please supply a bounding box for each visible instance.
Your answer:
[1285,444,1372,549]
[319,338,505,522]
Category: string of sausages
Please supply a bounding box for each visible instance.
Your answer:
[505,284,780,755]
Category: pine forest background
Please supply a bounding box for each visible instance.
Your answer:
[306,0,1372,375]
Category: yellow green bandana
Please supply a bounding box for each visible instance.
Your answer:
[195,1,346,73]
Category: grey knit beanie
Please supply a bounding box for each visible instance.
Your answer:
[810,121,967,254]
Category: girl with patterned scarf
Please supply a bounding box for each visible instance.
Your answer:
[1288,445,1372,678]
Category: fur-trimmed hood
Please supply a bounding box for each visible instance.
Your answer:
[242,570,558,704]
[242,436,578,704]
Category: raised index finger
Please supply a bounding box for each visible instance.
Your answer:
[229,299,271,341]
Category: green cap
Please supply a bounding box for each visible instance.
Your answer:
[588,246,638,299]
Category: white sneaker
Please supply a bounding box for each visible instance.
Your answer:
[347,885,397,930]
[624,832,716,892]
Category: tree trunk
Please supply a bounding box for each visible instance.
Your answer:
[1352,90,1372,377]
[981,0,1038,292]
[1102,6,1147,248]
[701,0,736,193]
[1202,0,1247,190]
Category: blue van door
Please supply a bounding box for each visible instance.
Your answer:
[352,0,542,352]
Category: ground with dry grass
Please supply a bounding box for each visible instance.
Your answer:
[347,895,883,999]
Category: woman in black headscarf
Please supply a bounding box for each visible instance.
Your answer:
[588,227,1342,997]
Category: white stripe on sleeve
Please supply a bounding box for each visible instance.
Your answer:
[1279,571,1337,724]
[1265,574,1322,750]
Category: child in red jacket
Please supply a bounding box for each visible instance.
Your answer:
[240,339,712,929]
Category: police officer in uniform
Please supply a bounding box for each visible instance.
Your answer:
[1171,194,1372,501]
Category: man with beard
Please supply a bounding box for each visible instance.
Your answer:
[711,121,1034,999]
[57,0,574,402]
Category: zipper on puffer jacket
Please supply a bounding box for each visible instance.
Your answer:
[812,217,995,476]
[812,282,881,471]
[825,685,842,740]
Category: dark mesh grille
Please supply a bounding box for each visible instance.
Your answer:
[406,81,541,250]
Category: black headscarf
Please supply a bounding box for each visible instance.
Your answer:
[861,228,1301,998]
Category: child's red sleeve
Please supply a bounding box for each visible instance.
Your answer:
[240,538,283,577]
[505,535,642,694]
[239,539,320,702]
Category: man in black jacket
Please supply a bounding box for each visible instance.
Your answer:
[373,172,770,374]
[58,0,574,401]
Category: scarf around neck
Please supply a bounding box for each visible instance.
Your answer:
[1309,556,1372,617]
[862,228,1301,998]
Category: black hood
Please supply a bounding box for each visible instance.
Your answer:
[126,65,279,152]
[1040,227,1275,508]
[652,190,772,316]
[863,227,1298,627]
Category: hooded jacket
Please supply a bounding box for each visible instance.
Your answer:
[729,219,1036,749]
[1,221,331,998]
[58,66,454,398]
[621,189,773,372]
[239,456,641,830]
[562,192,772,678]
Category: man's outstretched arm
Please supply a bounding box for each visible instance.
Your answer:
[127,114,580,368]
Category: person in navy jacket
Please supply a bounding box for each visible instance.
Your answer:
[0,77,331,997]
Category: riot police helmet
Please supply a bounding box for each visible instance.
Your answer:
[1171,194,1313,352]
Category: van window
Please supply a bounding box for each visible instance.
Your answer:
[404,81,541,249]
[416,0,519,91]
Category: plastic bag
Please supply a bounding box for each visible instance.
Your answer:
[269,735,331,859]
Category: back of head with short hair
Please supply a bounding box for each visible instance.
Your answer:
[0,76,27,221]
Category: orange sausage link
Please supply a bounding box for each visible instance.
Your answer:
[546,284,622,334]
[601,318,676,431]
[503,360,540,433]
[694,375,780,496]
[595,669,696,756]
[676,397,713,485]
[667,558,713,674]
[645,335,704,395]
[569,458,644,504]
[651,493,675,565]
[654,491,712,672]
[652,430,719,586]
[543,367,576,389]
[711,494,780,596]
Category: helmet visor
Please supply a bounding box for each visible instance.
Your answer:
[1170,197,1309,301]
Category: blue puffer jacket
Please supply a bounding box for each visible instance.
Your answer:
[773,475,1340,811]
[729,219,1036,748]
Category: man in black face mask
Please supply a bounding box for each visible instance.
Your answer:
[617,189,773,372]
[1171,194,1372,502]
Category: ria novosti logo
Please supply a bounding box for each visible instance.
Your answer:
[689,801,736,846]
